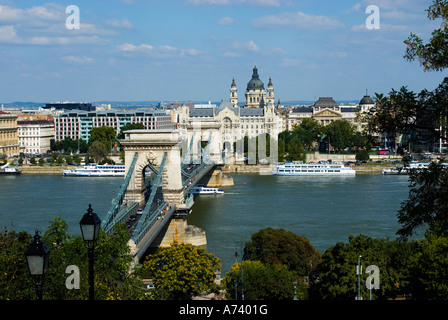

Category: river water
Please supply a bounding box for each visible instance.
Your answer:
[0,173,411,273]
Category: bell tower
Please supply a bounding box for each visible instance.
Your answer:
[230,78,238,107]
[267,77,274,106]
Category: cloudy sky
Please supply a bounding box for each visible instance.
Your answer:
[0,0,446,103]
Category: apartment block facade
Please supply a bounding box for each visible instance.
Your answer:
[54,109,175,142]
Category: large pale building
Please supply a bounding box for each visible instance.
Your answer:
[0,111,19,157]
[286,96,375,132]
[17,115,55,155]
[177,66,281,155]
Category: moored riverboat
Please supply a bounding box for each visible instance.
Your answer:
[62,164,125,177]
[0,163,22,175]
[273,162,356,176]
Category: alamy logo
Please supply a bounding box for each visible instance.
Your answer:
[65,265,80,290]
[65,5,80,30]
[365,265,380,290]
[366,5,380,30]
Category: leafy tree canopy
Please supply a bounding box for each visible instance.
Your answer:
[404,0,448,71]
[243,227,321,277]
[140,242,221,300]
[224,260,302,300]
[309,234,415,300]
[397,161,448,240]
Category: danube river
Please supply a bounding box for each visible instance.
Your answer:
[0,173,411,273]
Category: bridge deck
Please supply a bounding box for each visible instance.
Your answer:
[132,205,176,260]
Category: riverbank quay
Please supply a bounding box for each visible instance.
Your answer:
[18,165,75,174]
[15,162,396,175]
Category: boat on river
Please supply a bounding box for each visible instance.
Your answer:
[62,164,125,177]
[192,186,224,194]
[0,163,22,175]
[382,161,430,175]
[273,162,356,176]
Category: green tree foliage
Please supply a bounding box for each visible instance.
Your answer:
[224,260,302,300]
[291,118,323,151]
[366,88,426,140]
[309,234,415,300]
[368,0,448,146]
[88,140,108,164]
[52,137,88,154]
[404,0,448,72]
[243,228,321,278]
[89,126,116,151]
[0,218,146,300]
[278,137,286,162]
[43,218,144,300]
[140,242,221,300]
[0,229,34,299]
[397,161,448,240]
[409,233,448,299]
[286,136,306,162]
[355,149,370,162]
[324,119,355,151]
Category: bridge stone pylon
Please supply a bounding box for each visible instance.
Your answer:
[120,129,185,207]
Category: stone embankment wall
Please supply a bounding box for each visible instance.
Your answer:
[20,165,75,174]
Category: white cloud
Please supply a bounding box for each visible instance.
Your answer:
[0,5,24,21]
[61,56,95,64]
[0,25,20,43]
[105,18,133,29]
[361,0,428,11]
[231,40,260,52]
[252,11,345,30]
[244,0,280,6]
[0,4,118,45]
[0,4,66,23]
[27,35,107,45]
[218,17,234,25]
[117,43,203,58]
[351,23,409,33]
[280,58,303,67]
[280,58,317,68]
[222,51,241,58]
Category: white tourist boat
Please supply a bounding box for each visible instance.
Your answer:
[0,163,21,175]
[273,162,356,176]
[382,161,430,175]
[192,186,224,194]
[62,164,125,177]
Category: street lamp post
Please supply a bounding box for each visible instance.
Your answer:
[25,230,50,300]
[293,281,298,300]
[79,204,101,300]
[356,255,362,300]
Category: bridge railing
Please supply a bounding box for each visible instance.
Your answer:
[131,200,169,246]
[103,202,138,234]
[101,152,138,232]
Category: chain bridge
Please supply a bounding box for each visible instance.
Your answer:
[100,128,223,262]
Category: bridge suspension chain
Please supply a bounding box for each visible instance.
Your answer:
[101,152,138,232]
[131,152,167,244]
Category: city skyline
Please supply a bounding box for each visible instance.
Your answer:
[0,0,446,103]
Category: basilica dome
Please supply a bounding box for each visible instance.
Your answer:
[359,95,374,105]
[246,65,265,91]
